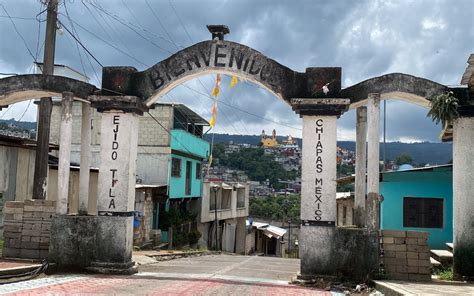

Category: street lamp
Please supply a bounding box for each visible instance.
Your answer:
[212,184,219,251]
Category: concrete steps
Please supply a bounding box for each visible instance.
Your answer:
[430,249,453,265]
[430,257,442,267]
[446,242,454,252]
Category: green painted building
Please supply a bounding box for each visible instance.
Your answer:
[380,164,453,249]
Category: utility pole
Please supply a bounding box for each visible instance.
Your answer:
[33,0,58,199]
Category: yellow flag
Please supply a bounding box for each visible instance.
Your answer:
[209,101,218,128]
[208,153,213,167]
[212,85,219,97]
[229,75,238,89]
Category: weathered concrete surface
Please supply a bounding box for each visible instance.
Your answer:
[78,102,91,215]
[341,73,448,109]
[97,111,138,214]
[367,94,380,231]
[299,227,379,281]
[453,116,474,279]
[49,215,134,272]
[101,40,342,105]
[354,106,367,227]
[56,92,73,215]
[300,115,337,223]
[0,74,97,105]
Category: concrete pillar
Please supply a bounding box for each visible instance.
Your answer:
[97,111,138,214]
[291,97,351,279]
[78,102,91,215]
[366,93,380,230]
[300,114,338,275]
[56,92,73,215]
[452,116,474,279]
[354,106,367,227]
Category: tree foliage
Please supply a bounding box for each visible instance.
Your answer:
[395,153,414,165]
[427,91,459,128]
[213,144,298,188]
[249,194,300,222]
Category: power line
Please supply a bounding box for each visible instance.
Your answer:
[0,4,37,62]
[71,4,300,132]
[17,100,32,122]
[69,17,148,67]
[0,15,35,20]
[87,1,173,55]
[62,2,87,77]
[180,84,302,131]
[146,111,196,156]
[165,1,249,134]
[59,20,103,68]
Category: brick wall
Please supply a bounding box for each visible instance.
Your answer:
[2,200,55,259]
[381,230,431,281]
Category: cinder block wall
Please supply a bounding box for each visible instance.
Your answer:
[2,200,55,259]
[381,230,431,281]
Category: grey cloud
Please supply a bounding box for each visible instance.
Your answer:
[0,0,472,142]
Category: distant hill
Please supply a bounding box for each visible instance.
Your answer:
[0,119,36,130]
[204,133,453,165]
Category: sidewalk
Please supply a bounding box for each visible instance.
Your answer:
[374,279,474,295]
[0,259,42,276]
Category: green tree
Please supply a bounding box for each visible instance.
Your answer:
[395,153,414,165]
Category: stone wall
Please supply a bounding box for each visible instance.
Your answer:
[2,200,55,259]
[381,230,431,281]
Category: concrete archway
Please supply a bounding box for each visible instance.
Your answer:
[0,74,97,106]
[341,73,448,109]
[100,39,342,106]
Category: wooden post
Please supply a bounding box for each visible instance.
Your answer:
[33,0,58,199]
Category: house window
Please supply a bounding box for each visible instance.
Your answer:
[403,197,443,228]
[196,163,202,179]
[171,158,181,177]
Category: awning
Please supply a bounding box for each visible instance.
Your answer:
[247,220,287,239]
[221,182,232,190]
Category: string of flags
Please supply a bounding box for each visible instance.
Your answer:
[208,74,239,168]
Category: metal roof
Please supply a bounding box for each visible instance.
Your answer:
[153,102,209,125]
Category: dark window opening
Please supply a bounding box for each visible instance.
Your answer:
[403,197,443,228]
[171,158,181,177]
[196,163,202,179]
[185,161,192,195]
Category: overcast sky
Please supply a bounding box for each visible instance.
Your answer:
[0,0,473,142]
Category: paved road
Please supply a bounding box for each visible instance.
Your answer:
[0,255,332,295]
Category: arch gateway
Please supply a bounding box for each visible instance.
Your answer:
[0,26,473,280]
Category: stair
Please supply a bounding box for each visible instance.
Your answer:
[430,249,453,266]
[446,242,454,253]
[430,257,442,267]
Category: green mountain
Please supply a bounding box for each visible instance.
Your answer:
[204,133,453,165]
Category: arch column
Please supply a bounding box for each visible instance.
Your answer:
[452,113,474,279]
[56,92,73,215]
[88,95,147,273]
[292,98,350,277]
[367,93,381,230]
[354,106,367,227]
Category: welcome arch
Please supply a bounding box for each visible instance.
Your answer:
[0,27,472,280]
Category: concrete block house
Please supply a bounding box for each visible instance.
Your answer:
[380,164,453,249]
[336,164,453,249]
[49,101,210,246]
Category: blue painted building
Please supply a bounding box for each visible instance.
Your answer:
[380,164,453,249]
